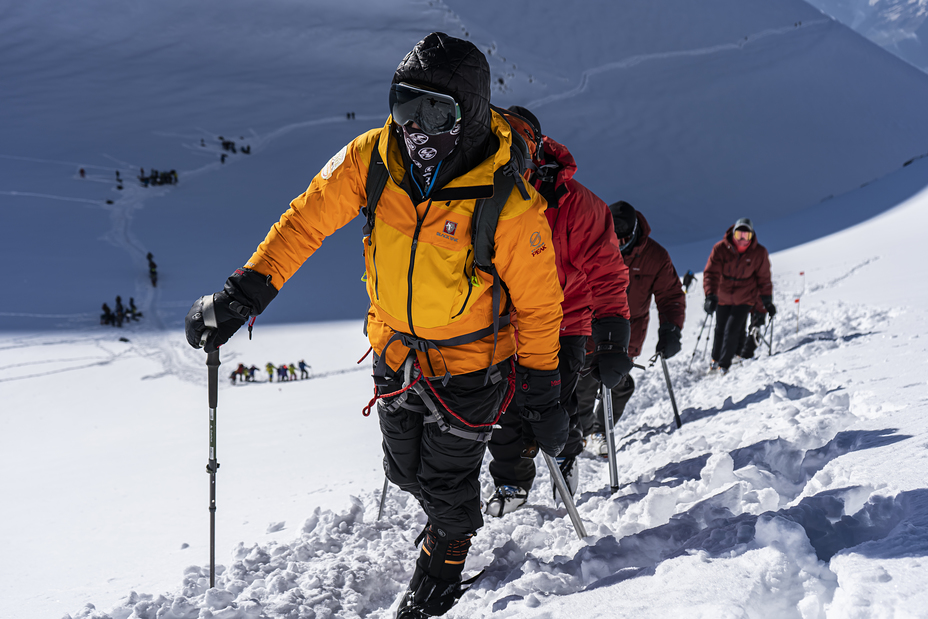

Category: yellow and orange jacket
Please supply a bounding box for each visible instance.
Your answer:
[244,112,564,377]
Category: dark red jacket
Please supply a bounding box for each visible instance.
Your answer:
[535,136,630,336]
[621,211,686,358]
[703,227,773,307]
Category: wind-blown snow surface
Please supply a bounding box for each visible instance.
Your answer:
[2,1,928,617]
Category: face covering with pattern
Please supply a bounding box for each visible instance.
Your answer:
[401,123,461,195]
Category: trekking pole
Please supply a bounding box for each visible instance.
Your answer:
[197,295,221,588]
[601,385,620,494]
[702,313,714,360]
[768,316,775,356]
[687,313,711,370]
[541,451,588,540]
[206,349,220,588]
[658,353,682,429]
[377,477,389,521]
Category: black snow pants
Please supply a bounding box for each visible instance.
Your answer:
[712,304,752,369]
[487,335,586,491]
[378,355,512,538]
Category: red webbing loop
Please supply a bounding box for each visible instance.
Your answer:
[418,359,515,429]
[361,372,423,417]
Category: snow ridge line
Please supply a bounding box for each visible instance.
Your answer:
[528,19,831,109]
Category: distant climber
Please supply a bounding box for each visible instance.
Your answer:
[101,303,114,326]
[147,252,158,287]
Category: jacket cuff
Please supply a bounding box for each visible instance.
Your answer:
[224,268,279,316]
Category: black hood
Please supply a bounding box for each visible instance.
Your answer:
[392,32,492,179]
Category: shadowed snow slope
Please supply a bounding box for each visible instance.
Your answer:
[3,0,928,328]
[1,1,927,618]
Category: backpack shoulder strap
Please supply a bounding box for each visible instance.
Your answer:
[362,144,389,236]
[471,167,517,275]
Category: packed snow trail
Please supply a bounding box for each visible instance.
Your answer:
[63,284,928,618]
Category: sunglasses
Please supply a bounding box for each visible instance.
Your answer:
[389,82,462,135]
[733,229,753,241]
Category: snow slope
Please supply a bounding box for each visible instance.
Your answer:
[1,1,928,617]
[4,0,928,329]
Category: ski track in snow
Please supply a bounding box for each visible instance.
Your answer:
[527,19,832,109]
[61,286,920,619]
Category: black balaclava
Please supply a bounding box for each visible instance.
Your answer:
[400,122,461,195]
[392,33,492,194]
[610,201,639,254]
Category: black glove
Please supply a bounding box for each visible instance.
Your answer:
[185,269,278,352]
[515,365,568,457]
[655,323,682,359]
[761,295,777,318]
[591,316,634,390]
[750,311,766,330]
[704,294,718,315]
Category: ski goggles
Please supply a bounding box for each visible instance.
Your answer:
[389,82,461,135]
[733,229,753,241]
[618,218,638,252]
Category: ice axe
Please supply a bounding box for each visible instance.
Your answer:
[521,440,588,540]
[198,294,221,587]
[599,364,646,494]
[601,384,620,494]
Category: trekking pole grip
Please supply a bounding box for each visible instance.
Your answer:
[207,349,220,408]
[199,293,218,349]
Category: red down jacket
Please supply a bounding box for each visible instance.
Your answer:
[534,136,630,336]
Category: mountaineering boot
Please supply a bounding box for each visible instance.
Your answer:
[553,456,579,504]
[396,524,473,617]
[584,433,608,459]
[708,360,720,375]
[395,572,465,618]
[485,485,528,517]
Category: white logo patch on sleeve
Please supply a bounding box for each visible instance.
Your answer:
[320,144,348,180]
